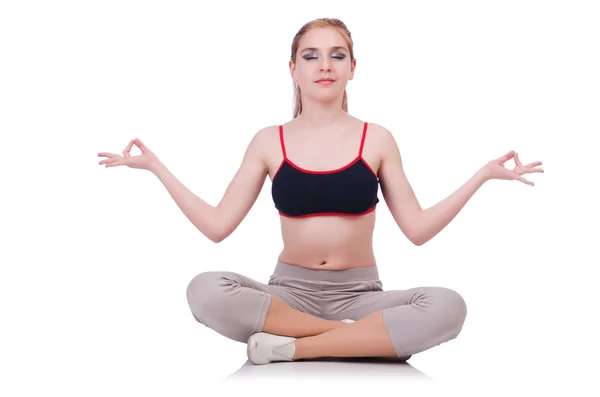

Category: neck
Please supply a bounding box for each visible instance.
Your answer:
[296,95,347,130]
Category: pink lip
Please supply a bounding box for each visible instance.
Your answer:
[316,79,335,85]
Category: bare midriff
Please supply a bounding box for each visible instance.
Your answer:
[277,211,377,270]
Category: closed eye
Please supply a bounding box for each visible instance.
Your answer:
[303,53,346,60]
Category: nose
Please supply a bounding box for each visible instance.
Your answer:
[320,57,332,72]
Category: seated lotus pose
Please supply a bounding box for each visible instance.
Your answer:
[98,17,544,365]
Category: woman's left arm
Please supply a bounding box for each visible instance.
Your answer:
[377,127,543,246]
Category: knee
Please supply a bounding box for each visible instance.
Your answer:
[433,287,468,335]
[185,271,231,324]
[185,271,265,343]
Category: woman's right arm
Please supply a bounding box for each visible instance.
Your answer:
[149,127,270,243]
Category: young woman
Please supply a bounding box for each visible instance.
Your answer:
[98,18,543,365]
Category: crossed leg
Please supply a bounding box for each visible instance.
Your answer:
[186,271,347,342]
[292,286,468,360]
[186,271,467,362]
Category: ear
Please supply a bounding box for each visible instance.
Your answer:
[349,58,356,81]
[289,60,296,81]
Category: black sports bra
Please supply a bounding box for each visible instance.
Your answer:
[271,122,380,218]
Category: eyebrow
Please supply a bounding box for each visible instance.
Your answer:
[300,46,348,53]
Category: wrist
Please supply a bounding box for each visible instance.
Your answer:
[475,166,490,184]
[148,159,165,175]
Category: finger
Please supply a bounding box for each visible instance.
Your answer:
[98,152,118,158]
[98,154,121,161]
[122,139,135,158]
[514,152,523,167]
[105,159,123,167]
[513,173,534,186]
[99,154,123,164]
[134,138,148,153]
[525,168,544,173]
[497,150,515,163]
[525,161,542,168]
[105,156,124,164]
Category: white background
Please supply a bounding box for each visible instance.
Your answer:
[1,0,599,395]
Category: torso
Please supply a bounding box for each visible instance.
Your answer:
[262,115,385,271]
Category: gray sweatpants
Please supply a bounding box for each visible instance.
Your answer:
[186,261,467,358]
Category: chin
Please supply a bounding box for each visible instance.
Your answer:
[308,91,344,102]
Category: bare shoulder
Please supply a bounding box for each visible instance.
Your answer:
[248,124,289,178]
[252,124,279,142]
[244,124,280,160]
[365,121,397,148]
[255,124,281,143]
[362,121,401,171]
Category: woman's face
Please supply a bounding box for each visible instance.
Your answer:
[290,27,355,102]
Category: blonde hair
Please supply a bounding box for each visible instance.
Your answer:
[290,18,354,118]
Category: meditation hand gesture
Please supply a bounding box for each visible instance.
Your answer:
[480,150,544,186]
[98,138,160,171]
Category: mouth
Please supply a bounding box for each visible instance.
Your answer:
[315,78,335,85]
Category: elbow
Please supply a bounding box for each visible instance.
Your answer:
[410,231,437,246]
[404,226,422,246]
[208,222,234,243]
[408,229,426,246]
[411,236,426,246]
[205,208,227,243]
[209,233,224,243]
[200,229,223,243]
[405,212,426,246]
[208,228,228,243]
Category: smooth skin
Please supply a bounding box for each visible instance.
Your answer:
[98,26,543,361]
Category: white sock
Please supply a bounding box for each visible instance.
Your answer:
[247,332,297,364]
[272,338,296,360]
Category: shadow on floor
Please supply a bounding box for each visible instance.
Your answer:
[225,356,432,380]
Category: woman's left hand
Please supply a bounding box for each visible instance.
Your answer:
[480,150,544,186]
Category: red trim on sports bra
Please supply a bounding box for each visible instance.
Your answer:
[358,121,368,157]
[278,125,287,159]
[285,156,362,174]
[278,204,376,218]
[360,158,378,177]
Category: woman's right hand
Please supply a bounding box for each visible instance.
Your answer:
[98,138,160,171]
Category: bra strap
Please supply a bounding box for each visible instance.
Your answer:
[358,122,368,157]
[278,125,287,159]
